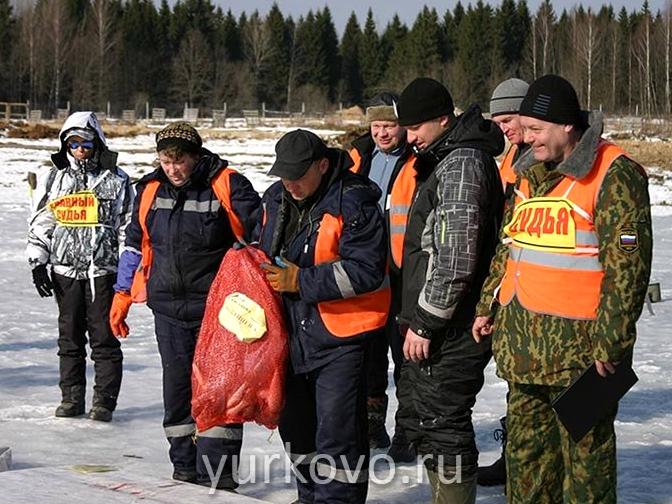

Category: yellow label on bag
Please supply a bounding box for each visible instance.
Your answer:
[218,292,267,343]
[504,197,576,252]
[48,191,99,226]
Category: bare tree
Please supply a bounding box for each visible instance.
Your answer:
[287,23,298,111]
[87,0,119,109]
[534,0,555,75]
[610,19,618,111]
[632,9,654,115]
[572,8,602,109]
[243,11,272,100]
[16,0,41,105]
[172,30,211,107]
[664,0,672,114]
[39,0,73,111]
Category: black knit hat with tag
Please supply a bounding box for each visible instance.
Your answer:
[396,77,454,126]
[156,122,203,154]
[519,74,584,127]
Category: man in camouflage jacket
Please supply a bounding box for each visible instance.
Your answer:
[473,75,652,503]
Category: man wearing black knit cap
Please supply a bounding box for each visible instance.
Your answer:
[473,74,652,502]
[394,77,505,503]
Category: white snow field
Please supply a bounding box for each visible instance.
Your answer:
[0,129,671,503]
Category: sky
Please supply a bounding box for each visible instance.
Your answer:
[202,0,667,34]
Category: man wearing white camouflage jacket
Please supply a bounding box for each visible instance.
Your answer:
[27,111,133,422]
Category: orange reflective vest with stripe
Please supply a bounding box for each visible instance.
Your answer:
[349,147,417,269]
[130,167,245,303]
[313,213,391,337]
[497,141,626,320]
[499,144,518,190]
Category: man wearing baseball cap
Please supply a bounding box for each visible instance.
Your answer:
[257,129,389,503]
[394,77,505,503]
[473,74,652,502]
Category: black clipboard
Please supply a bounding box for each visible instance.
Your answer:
[551,362,638,443]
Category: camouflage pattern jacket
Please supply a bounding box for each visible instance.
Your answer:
[476,113,653,386]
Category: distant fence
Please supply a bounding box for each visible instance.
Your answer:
[3,100,366,128]
[1,102,29,120]
[604,116,672,137]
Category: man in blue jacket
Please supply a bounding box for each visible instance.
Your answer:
[110,122,260,490]
[257,129,389,504]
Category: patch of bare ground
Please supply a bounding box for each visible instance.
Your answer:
[616,138,672,171]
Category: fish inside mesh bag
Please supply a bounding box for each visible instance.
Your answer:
[192,246,288,430]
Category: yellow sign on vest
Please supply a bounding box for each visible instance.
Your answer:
[218,292,267,343]
[504,197,577,252]
[48,191,100,226]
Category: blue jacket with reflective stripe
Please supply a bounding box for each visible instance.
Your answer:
[255,150,387,373]
[115,149,260,322]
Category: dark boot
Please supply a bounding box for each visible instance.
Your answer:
[55,385,85,418]
[477,416,506,486]
[173,468,198,483]
[387,428,416,464]
[88,405,113,422]
[367,396,391,449]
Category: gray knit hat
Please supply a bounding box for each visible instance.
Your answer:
[490,78,529,117]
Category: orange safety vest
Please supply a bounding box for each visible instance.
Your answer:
[313,213,391,337]
[348,147,417,269]
[130,167,245,303]
[499,144,518,190]
[497,141,626,320]
[349,147,363,175]
[387,157,417,268]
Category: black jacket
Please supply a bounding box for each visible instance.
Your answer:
[400,104,505,336]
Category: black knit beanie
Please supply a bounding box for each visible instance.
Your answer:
[396,77,454,127]
[519,74,583,126]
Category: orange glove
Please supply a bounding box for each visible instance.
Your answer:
[261,259,300,293]
[110,291,132,338]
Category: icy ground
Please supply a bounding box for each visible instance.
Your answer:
[0,130,671,503]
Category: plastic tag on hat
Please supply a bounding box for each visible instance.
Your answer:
[218,292,267,343]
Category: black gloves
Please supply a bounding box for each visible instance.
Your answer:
[32,265,54,298]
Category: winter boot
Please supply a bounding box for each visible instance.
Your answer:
[88,405,113,422]
[477,416,507,486]
[55,385,85,418]
[387,428,416,464]
[368,396,391,449]
[173,468,198,483]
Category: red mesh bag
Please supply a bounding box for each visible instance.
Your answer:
[192,246,288,430]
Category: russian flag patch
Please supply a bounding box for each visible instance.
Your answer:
[618,226,639,252]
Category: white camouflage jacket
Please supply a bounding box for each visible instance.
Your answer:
[27,112,134,279]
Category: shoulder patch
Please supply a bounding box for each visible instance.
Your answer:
[618,225,639,253]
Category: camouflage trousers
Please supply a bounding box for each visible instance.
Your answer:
[506,382,617,504]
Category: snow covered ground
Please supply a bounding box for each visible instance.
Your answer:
[0,130,671,503]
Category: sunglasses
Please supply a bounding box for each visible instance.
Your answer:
[68,140,95,150]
